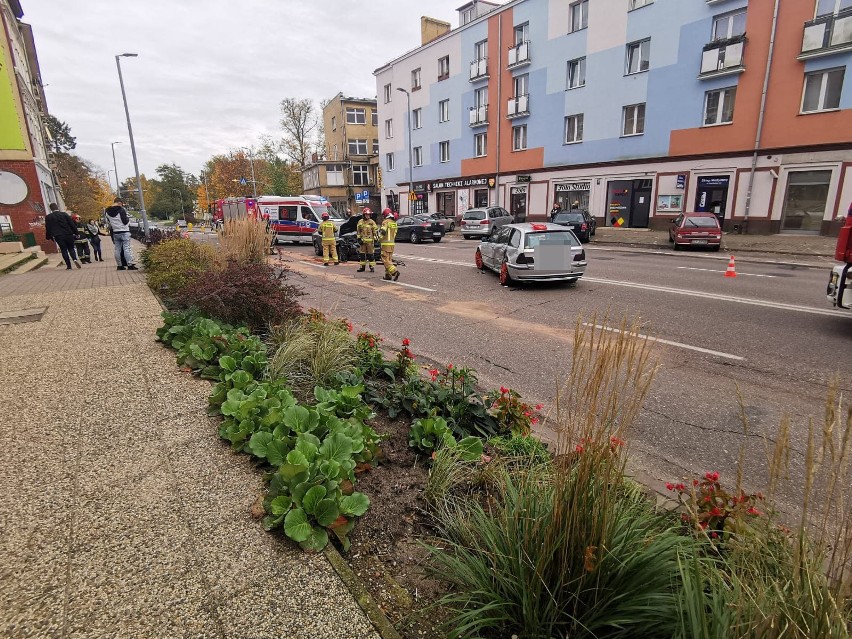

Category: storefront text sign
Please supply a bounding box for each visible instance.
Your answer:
[676,174,686,189]
[429,176,493,190]
[555,182,591,192]
[516,175,531,183]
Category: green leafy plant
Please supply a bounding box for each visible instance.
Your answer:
[142,237,214,300]
[489,434,551,464]
[409,415,455,452]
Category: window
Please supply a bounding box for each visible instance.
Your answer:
[712,10,747,40]
[346,107,366,124]
[331,116,337,131]
[439,99,450,122]
[514,22,529,45]
[412,67,421,90]
[371,110,378,126]
[475,132,487,157]
[386,153,395,171]
[475,39,488,61]
[802,68,845,112]
[629,0,652,9]
[413,146,423,167]
[703,87,736,125]
[817,0,852,17]
[438,55,450,79]
[512,124,527,151]
[514,73,529,97]
[385,119,393,138]
[565,114,584,143]
[327,164,344,186]
[461,6,475,25]
[352,165,369,186]
[439,141,450,162]
[570,0,589,31]
[626,39,651,74]
[332,144,339,160]
[348,138,368,155]
[474,86,488,108]
[372,140,379,154]
[622,103,646,135]
[413,108,422,129]
[567,57,586,88]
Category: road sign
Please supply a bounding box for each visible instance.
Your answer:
[409,192,416,201]
[239,177,247,186]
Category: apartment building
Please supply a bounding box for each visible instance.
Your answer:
[302,93,382,214]
[375,0,852,235]
[0,0,61,250]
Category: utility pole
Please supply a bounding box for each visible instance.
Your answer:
[115,53,150,238]
[110,141,122,195]
[396,88,414,216]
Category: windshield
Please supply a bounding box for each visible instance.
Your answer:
[554,213,585,223]
[684,216,718,228]
[463,210,486,220]
[524,231,581,249]
[312,205,342,220]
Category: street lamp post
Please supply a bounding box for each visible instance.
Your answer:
[110,141,122,195]
[396,88,414,216]
[115,53,150,238]
[171,188,185,219]
[238,147,258,199]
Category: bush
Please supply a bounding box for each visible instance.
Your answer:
[143,226,183,247]
[176,260,303,332]
[142,238,213,300]
[217,218,275,265]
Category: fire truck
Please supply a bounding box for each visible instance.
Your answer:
[212,197,258,224]
[827,203,852,310]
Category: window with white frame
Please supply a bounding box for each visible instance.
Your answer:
[629,0,652,9]
[474,86,488,108]
[331,116,337,131]
[439,99,450,122]
[622,103,646,135]
[371,110,378,126]
[475,39,488,61]
[816,0,852,17]
[386,153,395,171]
[802,68,845,112]
[513,73,529,97]
[385,119,393,138]
[372,139,379,154]
[346,107,366,124]
[412,68,421,90]
[567,57,586,88]
[565,114,584,143]
[348,138,368,155]
[326,164,344,186]
[626,39,651,74]
[352,164,369,186]
[413,146,423,167]
[712,10,747,40]
[703,87,737,125]
[383,84,392,103]
[332,144,339,160]
[439,140,450,162]
[514,22,529,45]
[438,55,450,79]
[512,124,527,151]
[570,0,589,32]
[462,6,475,25]
[413,108,422,129]
[474,132,487,157]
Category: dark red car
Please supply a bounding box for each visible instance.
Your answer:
[669,213,722,251]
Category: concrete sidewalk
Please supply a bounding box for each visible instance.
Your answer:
[0,258,379,638]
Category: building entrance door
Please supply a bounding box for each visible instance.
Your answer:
[780,170,830,233]
[695,175,730,224]
[510,186,527,222]
[474,188,489,207]
[437,191,456,218]
[631,179,652,228]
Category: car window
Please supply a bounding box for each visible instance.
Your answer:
[302,207,318,222]
[555,213,584,223]
[281,205,299,221]
[673,214,683,226]
[399,217,412,225]
[463,210,486,220]
[524,230,581,249]
[497,227,512,244]
[508,229,521,248]
[684,216,719,228]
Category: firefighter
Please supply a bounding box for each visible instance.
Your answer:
[71,214,92,263]
[380,208,400,281]
[356,207,378,273]
[319,211,339,266]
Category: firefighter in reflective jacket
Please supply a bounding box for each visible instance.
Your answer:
[356,207,378,273]
[380,208,400,281]
[319,212,339,266]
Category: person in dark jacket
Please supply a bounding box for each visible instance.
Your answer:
[44,203,81,269]
[104,197,137,270]
[71,215,92,263]
[84,219,103,261]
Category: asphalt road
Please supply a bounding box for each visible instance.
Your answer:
[221,231,852,518]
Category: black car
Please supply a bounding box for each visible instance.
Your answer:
[396,215,444,243]
[552,210,596,242]
[312,215,382,262]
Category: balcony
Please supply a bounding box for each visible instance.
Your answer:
[506,94,529,119]
[507,40,531,68]
[469,104,488,127]
[800,10,852,59]
[469,57,489,81]
[699,35,745,78]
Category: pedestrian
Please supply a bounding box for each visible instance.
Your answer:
[346,207,353,219]
[85,218,103,261]
[379,208,400,281]
[550,201,562,222]
[356,208,378,273]
[318,211,339,266]
[71,215,92,263]
[44,203,81,270]
[104,197,138,270]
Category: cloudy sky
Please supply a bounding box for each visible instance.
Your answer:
[22,0,463,182]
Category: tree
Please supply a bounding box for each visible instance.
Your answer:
[279,98,318,187]
[258,137,301,196]
[203,151,264,200]
[118,175,153,212]
[148,163,197,220]
[54,152,106,220]
[43,114,76,154]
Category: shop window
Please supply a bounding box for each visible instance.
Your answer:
[474,189,489,207]
[781,170,831,232]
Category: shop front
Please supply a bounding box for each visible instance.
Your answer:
[423,176,495,217]
[553,181,591,212]
[780,170,831,234]
[694,175,731,224]
[411,183,430,215]
[606,179,653,227]
[509,186,527,222]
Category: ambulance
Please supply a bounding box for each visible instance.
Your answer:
[256,196,344,245]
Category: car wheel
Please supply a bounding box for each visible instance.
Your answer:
[475,248,484,270]
[411,232,421,244]
[463,235,471,240]
[433,236,442,243]
[499,259,513,287]
[449,222,455,232]
[712,245,721,252]
[672,243,680,251]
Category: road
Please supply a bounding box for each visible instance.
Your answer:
[220,231,851,518]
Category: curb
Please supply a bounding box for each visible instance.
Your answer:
[324,546,404,639]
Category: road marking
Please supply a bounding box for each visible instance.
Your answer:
[397,253,474,268]
[582,323,745,361]
[676,266,775,278]
[378,280,437,292]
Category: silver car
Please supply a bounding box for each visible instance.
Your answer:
[461,206,513,239]
[475,223,588,286]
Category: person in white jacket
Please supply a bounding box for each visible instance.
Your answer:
[103,198,138,270]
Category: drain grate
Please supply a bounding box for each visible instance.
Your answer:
[0,307,47,325]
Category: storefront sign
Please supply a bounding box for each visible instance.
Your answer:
[516,175,531,183]
[555,182,591,192]
[413,182,428,193]
[697,176,730,188]
[676,174,686,189]
[428,176,493,190]
[510,186,527,194]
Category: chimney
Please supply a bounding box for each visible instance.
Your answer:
[421,16,451,45]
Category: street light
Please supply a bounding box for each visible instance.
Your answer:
[110,141,122,195]
[115,53,150,238]
[171,188,185,219]
[236,147,258,199]
[396,88,414,216]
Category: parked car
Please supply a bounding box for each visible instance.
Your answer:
[668,212,722,251]
[430,214,456,232]
[396,215,444,243]
[475,222,587,286]
[461,207,512,239]
[312,214,382,262]
[552,210,596,242]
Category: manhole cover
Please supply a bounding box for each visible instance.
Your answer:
[0,307,47,325]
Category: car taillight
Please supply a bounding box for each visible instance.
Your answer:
[581,223,587,230]
[480,220,490,225]
[573,250,586,261]
[421,223,431,228]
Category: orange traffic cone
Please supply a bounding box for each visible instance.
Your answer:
[724,256,737,278]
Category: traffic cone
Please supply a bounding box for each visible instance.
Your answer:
[724,256,737,278]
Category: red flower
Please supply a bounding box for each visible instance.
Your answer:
[530,417,539,425]
[675,483,686,492]
[665,482,675,491]
[523,410,531,417]
[535,404,544,411]
[699,521,708,530]
[709,507,723,517]
[747,507,763,516]
[705,471,720,482]
[428,368,439,381]
[346,321,353,332]
[447,364,454,370]
[609,436,625,448]
[575,444,584,453]
[710,531,719,539]
[402,338,410,346]
[500,386,510,395]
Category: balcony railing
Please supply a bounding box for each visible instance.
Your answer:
[469,57,488,81]
[507,40,531,68]
[800,10,852,58]
[469,104,488,127]
[506,94,529,118]
[699,34,745,77]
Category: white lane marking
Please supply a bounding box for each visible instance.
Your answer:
[378,280,437,292]
[676,266,775,278]
[583,323,745,361]
[397,253,474,268]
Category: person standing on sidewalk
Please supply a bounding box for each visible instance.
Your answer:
[379,208,400,281]
[85,219,103,262]
[71,215,92,264]
[45,203,81,270]
[356,208,378,273]
[318,211,339,266]
[104,198,138,270]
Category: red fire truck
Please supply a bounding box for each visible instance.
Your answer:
[827,202,852,310]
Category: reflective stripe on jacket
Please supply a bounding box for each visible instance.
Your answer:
[319,220,336,242]
[356,219,378,241]
[380,218,397,246]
